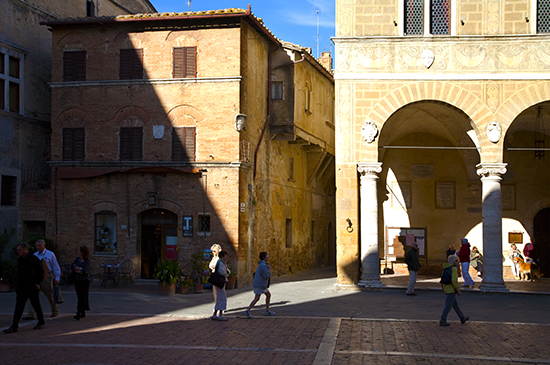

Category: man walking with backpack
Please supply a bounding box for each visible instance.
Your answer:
[440,255,469,327]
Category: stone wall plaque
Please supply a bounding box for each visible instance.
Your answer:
[435,182,455,209]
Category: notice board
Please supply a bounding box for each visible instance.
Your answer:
[385,227,427,260]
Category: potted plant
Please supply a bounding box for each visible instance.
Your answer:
[176,276,193,294]
[153,260,181,295]
[226,267,237,290]
[190,251,208,293]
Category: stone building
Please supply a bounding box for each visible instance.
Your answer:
[0,0,155,255]
[43,8,335,283]
[334,0,550,291]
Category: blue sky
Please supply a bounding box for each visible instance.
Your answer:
[150,0,335,58]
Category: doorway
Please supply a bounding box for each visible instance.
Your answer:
[140,209,177,279]
[534,208,550,277]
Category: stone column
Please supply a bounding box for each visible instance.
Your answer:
[357,162,383,288]
[476,163,509,293]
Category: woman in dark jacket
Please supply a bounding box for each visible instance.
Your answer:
[71,246,91,320]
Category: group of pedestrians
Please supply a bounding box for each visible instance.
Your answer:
[208,244,275,322]
[3,240,91,334]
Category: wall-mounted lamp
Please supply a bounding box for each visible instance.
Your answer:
[461,20,465,26]
[526,16,530,22]
[393,20,397,26]
[235,113,247,132]
[346,218,353,233]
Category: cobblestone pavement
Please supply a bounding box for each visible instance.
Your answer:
[1,268,549,365]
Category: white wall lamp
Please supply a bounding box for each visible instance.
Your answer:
[235,114,247,132]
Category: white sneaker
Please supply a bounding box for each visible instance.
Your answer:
[243,310,253,319]
[264,310,276,316]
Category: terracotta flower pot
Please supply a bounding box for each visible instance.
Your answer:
[194,283,203,293]
[226,276,236,290]
[158,282,176,295]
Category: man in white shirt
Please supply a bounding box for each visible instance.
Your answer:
[24,239,61,319]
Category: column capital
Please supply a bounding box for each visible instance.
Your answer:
[476,163,507,178]
[357,162,382,176]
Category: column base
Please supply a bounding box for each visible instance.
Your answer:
[358,278,383,289]
[480,282,509,293]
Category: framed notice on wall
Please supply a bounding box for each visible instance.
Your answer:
[385,227,427,260]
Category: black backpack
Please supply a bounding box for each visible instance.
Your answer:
[440,266,453,285]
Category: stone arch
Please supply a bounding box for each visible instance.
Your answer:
[165,31,200,47]
[113,106,150,127]
[369,82,497,161]
[57,31,90,49]
[134,199,183,215]
[91,201,121,214]
[523,197,550,237]
[56,108,89,128]
[167,105,204,126]
[497,81,550,131]
[113,31,150,49]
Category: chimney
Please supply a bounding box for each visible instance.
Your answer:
[319,51,332,72]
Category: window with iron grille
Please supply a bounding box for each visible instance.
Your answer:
[1,175,17,206]
[171,127,196,161]
[173,47,196,78]
[198,214,210,236]
[538,0,550,33]
[0,48,22,114]
[63,51,86,81]
[119,49,143,80]
[62,128,85,161]
[404,0,450,35]
[120,127,143,161]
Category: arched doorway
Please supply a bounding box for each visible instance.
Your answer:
[534,208,550,277]
[140,209,177,279]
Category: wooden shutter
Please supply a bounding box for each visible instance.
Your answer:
[120,49,143,80]
[172,47,196,78]
[171,127,195,161]
[63,51,86,81]
[63,128,85,161]
[120,127,142,161]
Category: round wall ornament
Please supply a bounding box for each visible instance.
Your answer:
[421,49,435,69]
[361,120,378,143]
[486,121,501,143]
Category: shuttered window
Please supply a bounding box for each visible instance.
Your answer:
[62,128,85,161]
[172,127,196,161]
[63,51,86,81]
[173,47,196,78]
[119,49,143,80]
[120,127,143,161]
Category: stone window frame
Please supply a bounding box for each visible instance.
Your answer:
[172,47,197,78]
[400,0,457,36]
[0,43,25,115]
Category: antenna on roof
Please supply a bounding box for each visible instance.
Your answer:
[187,0,192,10]
[314,6,320,59]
